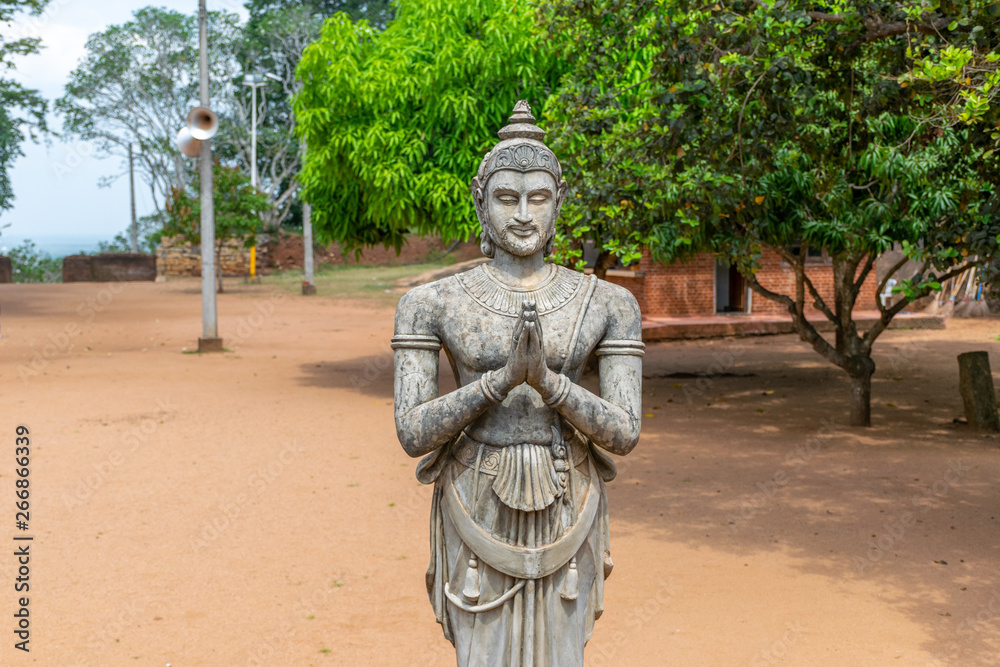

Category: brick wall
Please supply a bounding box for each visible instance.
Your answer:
[605,247,879,318]
[605,250,716,317]
[752,248,879,314]
[62,254,157,283]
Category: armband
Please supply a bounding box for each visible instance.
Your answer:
[390,334,442,351]
[594,339,645,357]
[543,374,572,408]
[480,370,508,405]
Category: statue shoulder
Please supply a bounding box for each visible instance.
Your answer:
[591,275,642,340]
[394,274,466,336]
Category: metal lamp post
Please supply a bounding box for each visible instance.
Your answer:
[197,0,221,352]
[242,71,281,282]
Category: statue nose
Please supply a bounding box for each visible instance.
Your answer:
[515,197,532,223]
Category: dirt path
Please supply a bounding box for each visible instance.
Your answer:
[0,277,998,666]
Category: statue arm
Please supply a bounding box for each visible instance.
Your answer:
[393,346,496,458]
[540,288,644,455]
[392,289,499,458]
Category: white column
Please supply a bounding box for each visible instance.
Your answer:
[198,0,219,346]
[250,84,258,189]
[303,202,314,286]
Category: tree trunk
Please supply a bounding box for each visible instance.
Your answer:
[593,251,616,280]
[848,371,872,427]
[845,354,875,427]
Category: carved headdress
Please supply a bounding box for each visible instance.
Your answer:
[472,101,566,258]
[475,101,563,184]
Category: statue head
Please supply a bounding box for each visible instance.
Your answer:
[471,101,568,259]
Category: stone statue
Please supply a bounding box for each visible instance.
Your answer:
[392,101,644,667]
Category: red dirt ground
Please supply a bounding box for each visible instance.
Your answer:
[0,278,998,666]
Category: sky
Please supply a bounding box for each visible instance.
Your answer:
[1,0,249,254]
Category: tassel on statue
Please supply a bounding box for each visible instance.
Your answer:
[462,554,481,602]
[560,557,579,601]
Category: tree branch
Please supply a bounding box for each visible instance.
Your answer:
[853,253,875,297]
[803,272,837,323]
[807,11,844,23]
[744,270,844,367]
[874,253,911,311]
[854,18,951,47]
[775,245,838,322]
[864,260,978,345]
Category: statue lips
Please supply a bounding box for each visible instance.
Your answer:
[507,224,537,238]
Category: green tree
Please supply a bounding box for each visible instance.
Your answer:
[8,239,60,283]
[0,0,50,214]
[56,7,243,220]
[858,2,1000,133]
[294,0,568,255]
[95,214,164,255]
[225,5,322,231]
[545,0,1000,426]
[164,163,270,292]
[246,0,395,29]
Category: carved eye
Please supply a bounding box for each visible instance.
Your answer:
[497,195,518,205]
[528,194,549,204]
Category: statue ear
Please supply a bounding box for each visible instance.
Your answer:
[554,179,568,219]
[471,177,486,219]
[544,180,568,259]
[471,176,494,258]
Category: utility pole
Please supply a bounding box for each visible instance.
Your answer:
[300,138,315,295]
[241,71,279,283]
[249,75,258,283]
[302,201,315,295]
[129,143,138,253]
[197,0,221,352]
[243,72,265,283]
[250,82,258,189]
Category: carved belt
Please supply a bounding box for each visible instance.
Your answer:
[452,431,588,476]
[442,457,601,581]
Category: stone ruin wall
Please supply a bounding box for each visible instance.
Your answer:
[156,236,260,278]
[156,233,481,278]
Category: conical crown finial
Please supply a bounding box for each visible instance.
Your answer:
[497,100,545,141]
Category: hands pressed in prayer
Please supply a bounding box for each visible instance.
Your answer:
[496,301,559,399]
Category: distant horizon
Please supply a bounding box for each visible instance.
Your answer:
[0,232,112,258]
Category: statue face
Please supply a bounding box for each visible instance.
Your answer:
[482,170,565,257]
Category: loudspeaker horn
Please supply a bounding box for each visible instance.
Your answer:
[187,106,218,141]
[176,126,202,158]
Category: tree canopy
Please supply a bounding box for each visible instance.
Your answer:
[245,0,395,29]
[56,7,243,219]
[225,5,322,230]
[57,5,320,240]
[164,162,270,248]
[0,0,50,215]
[543,0,1000,425]
[294,0,568,253]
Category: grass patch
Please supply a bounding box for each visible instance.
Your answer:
[260,260,456,303]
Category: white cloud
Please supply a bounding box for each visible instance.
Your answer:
[10,22,90,100]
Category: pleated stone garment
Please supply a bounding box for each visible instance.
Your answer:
[426,439,613,667]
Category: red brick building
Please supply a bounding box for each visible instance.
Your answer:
[606,247,879,318]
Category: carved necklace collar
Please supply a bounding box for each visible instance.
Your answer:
[456,263,585,317]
